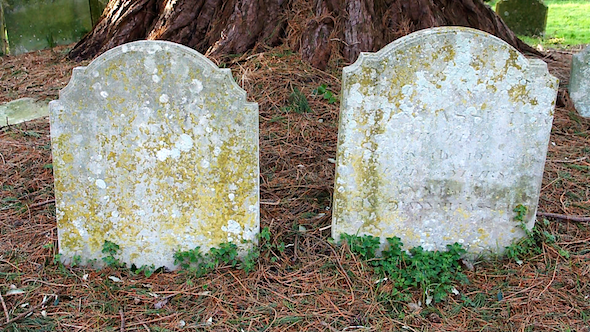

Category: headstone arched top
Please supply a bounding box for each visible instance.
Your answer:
[333,27,558,255]
[50,40,259,269]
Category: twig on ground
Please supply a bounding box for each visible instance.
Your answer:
[261,199,281,205]
[537,212,590,222]
[0,291,9,323]
[537,257,560,299]
[125,313,180,328]
[29,199,55,208]
[120,309,126,332]
[0,302,42,328]
[0,259,20,271]
[24,279,73,287]
[548,156,588,163]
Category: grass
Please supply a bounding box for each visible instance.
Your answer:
[488,0,590,47]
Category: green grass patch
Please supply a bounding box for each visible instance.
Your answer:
[488,0,590,47]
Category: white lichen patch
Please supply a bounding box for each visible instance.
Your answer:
[95,179,106,189]
[332,27,558,255]
[49,41,259,269]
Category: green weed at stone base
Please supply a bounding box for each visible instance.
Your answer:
[174,240,260,277]
[101,240,124,268]
[503,205,571,262]
[341,233,468,304]
[131,264,157,278]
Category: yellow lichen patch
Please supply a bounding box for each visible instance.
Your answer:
[50,41,259,269]
[62,153,73,163]
[454,207,471,219]
[332,27,558,255]
[477,228,490,240]
[508,84,529,104]
[440,44,456,62]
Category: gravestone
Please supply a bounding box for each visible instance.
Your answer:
[496,0,548,36]
[50,41,259,269]
[89,0,109,26]
[569,46,590,118]
[1,2,7,54]
[3,0,92,55]
[0,98,49,127]
[332,27,558,255]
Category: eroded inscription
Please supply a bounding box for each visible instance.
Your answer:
[332,27,558,254]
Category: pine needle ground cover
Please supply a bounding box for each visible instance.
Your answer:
[1,44,590,331]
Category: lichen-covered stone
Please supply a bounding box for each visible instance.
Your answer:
[0,98,48,127]
[570,46,590,118]
[50,41,259,269]
[332,27,558,255]
[496,0,548,36]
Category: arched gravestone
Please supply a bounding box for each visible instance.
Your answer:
[495,0,548,37]
[50,41,259,269]
[332,27,558,255]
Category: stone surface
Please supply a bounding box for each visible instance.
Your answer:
[3,0,91,55]
[1,2,8,55]
[569,46,590,118]
[496,0,548,36]
[89,0,109,26]
[0,98,49,127]
[50,41,259,269]
[332,27,558,255]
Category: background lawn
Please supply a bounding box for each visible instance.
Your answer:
[489,0,590,48]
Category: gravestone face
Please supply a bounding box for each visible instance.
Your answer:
[569,46,590,118]
[50,41,259,269]
[332,27,558,255]
[496,0,548,36]
[3,0,92,55]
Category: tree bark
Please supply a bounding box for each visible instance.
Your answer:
[298,0,541,68]
[69,0,541,69]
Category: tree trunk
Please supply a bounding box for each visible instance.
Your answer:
[69,0,541,69]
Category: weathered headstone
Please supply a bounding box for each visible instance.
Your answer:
[89,0,109,26]
[50,41,259,269]
[3,0,92,55]
[0,98,49,127]
[332,27,558,255]
[569,46,590,118]
[496,0,548,36]
[1,1,8,55]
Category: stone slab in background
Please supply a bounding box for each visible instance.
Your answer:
[89,0,109,26]
[1,1,8,55]
[50,41,260,269]
[0,98,49,127]
[332,27,558,255]
[569,46,590,118]
[496,0,548,36]
[3,0,92,55]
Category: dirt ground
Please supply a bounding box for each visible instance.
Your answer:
[1,43,589,331]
